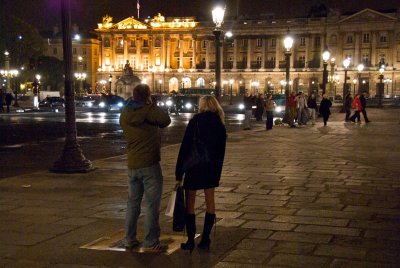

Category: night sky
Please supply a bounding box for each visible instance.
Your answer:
[3,0,399,32]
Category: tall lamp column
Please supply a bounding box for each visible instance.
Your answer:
[378,66,384,108]
[229,79,234,105]
[341,58,350,112]
[212,6,225,102]
[357,64,364,95]
[322,49,330,95]
[283,34,293,124]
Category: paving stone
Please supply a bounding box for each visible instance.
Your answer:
[272,241,316,254]
[349,219,400,231]
[236,238,276,251]
[217,218,246,227]
[215,262,264,268]
[0,231,54,246]
[364,229,400,241]
[295,225,361,236]
[269,231,332,244]
[222,249,270,264]
[248,229,274,239]
[241,199,287,207]
[330,259,395,268]
[272,215,349,227]
[314,245,367,259]
[296,208,373,220]
[242,221,296,231]
[268,253,329,267]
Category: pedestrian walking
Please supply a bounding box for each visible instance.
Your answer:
[0,88,4,112]
[287,91,297,127]
[319,94,332,126]
[243,90,254,130]
[175,96,227,252]
[254,93,265,121]
[119,84,171,253]
[344,93,353,121]
[264,94,275,130]
[296,92,307,125]
[349,93,362,123]
[360,91,371,123]
[307,93,317,125]
[5,93,13,113]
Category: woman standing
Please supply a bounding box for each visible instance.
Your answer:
[175,96,227,252]
[264,94,275,130]
[319,94,332,126]
[307,93,317,125]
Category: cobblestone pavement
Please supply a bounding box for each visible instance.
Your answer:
[1,108,400,267]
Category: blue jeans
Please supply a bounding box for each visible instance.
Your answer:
[125,163,163,247]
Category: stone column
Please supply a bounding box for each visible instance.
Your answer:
[233,39,237,69]
[123,34,128,65]
[179,35,184,68]
[261,38,266,69]
[205,40,210,70]
[247,39,252,69]
[354,32,360,65]
[371,31,376,66]
[136,36,141,70]
[275,36,280,70]
[166,38,171,68]
[192,37,196,69]
[305,36,310,68]
[320,35,325,68]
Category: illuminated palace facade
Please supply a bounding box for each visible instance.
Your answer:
[95,9,400,99]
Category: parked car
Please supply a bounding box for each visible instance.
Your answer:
[39,97,65,108]
[75,95,99,108]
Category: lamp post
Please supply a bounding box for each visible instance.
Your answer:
[283,34,293,123]
[322,49,330,95]
[229,79,234,105]
[35,74,41,106]
[74,72,86,94]
[378,66,384,108]
[357,64,364,95]
[329,58,335,97]
[4,51,11,93]
[340,58,351,112]
[108,74,112,94]
[212,6,225,102]
[352,79,357,96]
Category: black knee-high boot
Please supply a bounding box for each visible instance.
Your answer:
[181,213,196,252]
[198,212,215,250]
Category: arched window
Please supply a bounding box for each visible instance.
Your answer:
[169,77,179,92]
[196,78,205,87]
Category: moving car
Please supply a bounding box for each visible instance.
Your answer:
[39,97,65,108]
[92,95,125,111]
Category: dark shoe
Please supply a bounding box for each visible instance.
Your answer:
[366,120,371,123]
[198,213,215,250]
[181,213,196,253]
[125,239,140,251]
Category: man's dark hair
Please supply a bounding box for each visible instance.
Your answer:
[133,84,151,102]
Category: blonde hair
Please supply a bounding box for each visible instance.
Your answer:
[198,96,225,124]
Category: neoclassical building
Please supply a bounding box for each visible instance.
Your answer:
[95,8,400,99]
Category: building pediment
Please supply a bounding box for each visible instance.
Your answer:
[338,8,397,24]
[97,16,148,30]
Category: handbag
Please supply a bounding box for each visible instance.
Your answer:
[165,191,176,217]
[173,186,185,232]
[181,121,210,171]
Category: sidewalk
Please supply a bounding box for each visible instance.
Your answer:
[1,108,400,267]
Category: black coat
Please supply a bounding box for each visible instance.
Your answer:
[175,111,226,190]
[319,98,332,116]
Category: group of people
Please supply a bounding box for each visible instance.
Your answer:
[0,89,14,113]
[119,84,226,253]
[344,91,371,123]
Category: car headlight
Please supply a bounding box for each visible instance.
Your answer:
[87,102,93,107]
[166,100,173,106]
[99,102,105,108]
[158,101,165,106]
[185,103,192,109]
[238,104,245,110]
[117,102,123,107]
[275,106,282,113]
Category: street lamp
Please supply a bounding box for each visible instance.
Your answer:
[74,72,86,94]
[378,66,384,108]
[357,63,364,95]
[322,49,330,95]
[34,74,41,108]
[212,5,225,102]
[229,79,234,105]
[352,79,357,96]
[108,74,112,94]
[158,79,162,95]
[283,33,293,124]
